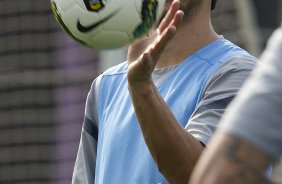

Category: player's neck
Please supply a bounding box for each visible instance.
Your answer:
[156,14,219,69]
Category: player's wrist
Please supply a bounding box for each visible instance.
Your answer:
[128,79,155,97]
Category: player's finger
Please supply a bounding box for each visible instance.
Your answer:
[158,0,180,33]
[150,10,183,66]
[170,10,184,30]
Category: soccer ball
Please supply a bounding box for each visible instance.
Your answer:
[51,0,165,49]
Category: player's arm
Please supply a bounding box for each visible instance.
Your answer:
[128,81,204,184]
[72,122,98,184]
[189,131,274,184]
[127,1,202,183]
[72,77,100,184]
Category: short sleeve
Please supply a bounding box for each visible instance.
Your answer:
[186,57,257,145]
[72,75,101,184]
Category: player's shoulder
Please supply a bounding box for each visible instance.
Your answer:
[88,61,128,96]
[220,55,258,71]
[196,37,257,66]
[94,61,128,92]
[203,39,259,90]
[216,40,256,64]
[215,40,259,77]
[205,54,258,92]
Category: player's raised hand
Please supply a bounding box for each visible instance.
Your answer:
[127,0,184,85]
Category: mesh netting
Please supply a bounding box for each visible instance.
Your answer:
[0,0,99,183]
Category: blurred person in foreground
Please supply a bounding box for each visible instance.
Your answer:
[190,23,282,184]
[72,0,259,183]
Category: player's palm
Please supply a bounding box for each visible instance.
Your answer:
[127,29,158,63]
[127,0,184,84]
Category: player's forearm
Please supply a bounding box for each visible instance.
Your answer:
[190,133,273,184]
[128,81,203,184]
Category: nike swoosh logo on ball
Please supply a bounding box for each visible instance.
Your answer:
[77,10,120,33]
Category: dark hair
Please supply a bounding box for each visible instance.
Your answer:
[211,0,217,10]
